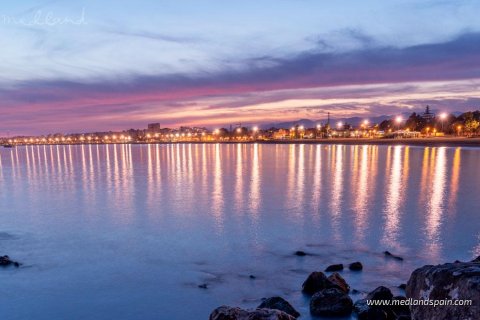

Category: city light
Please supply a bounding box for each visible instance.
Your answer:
[440,112,448,120]
[395,116,403,123]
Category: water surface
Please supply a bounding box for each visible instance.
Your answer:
[1,144,479,319]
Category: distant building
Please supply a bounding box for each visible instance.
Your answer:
[147,123,161,132]
[422,105,435,122]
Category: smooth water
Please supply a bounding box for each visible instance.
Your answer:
[1,144,479,320]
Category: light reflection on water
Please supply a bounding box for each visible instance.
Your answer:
[0,144,479,320]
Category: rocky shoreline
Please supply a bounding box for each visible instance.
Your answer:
[209,253,480,320]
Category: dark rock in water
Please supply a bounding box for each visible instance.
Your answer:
[349,261,363,271]
[310,288,353,317]
[366,286,394,301]
[325,264,344,272]
[327,272,350,293]
[454,260,461,263]
[383,251,404,261]
[471,256,480,263]
[249,275,256,279]
[398,283,407,290]
[406,261,480,320]
[302,271,339,295]
[294,251,307,257]
[391,296,410,318]
[354,298,389,320]
[209,306,295,320]
[366,286,395,316]
[351,289,360,294]
[257,297,300,318]
[0,255,20,268]
[198,284,208,289]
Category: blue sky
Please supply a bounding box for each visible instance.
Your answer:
[1,0,480,134]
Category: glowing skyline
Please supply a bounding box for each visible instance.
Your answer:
[1,0,480,134]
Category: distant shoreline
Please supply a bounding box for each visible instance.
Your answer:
[3,137,480,148]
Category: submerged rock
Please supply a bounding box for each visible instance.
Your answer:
[327,272,350,293]
[0,255,20,268]
[310,287,353,317]
[258,297,300,318]
[209,306,295,320]
[198,284,208,289]
[294,250,307,257]
[406,261,480,320]
[325,264,344,272]
[349,261,363,271]
[383,251,404,261]
[302,271,339,295]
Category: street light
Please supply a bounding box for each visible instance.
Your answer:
[395,116,403,131]
[439,112,447,132]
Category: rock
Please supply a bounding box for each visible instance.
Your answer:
[398,283,407,290]
[328,272,350,293]
[302,271,339,295]
[383,251,404,261]
[249,275,256,279]
[325,264,344,272]
[365,286,395,317]
[366,286,394,301]
[349,261,363,271]
[257,297,300,318]
[0,255,20,267]
[354,298,390,320]
[209,306,295,320]
[471,256,480,263]
[294,251,307,257]
[310,288,353,317]
[198,284,208,289]
[391,296,410,318]
[406,261,480,320]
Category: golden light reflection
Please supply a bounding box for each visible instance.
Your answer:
[311,145,322,221]
[286,144,297,212]
[448,147,461,212]
[354,145,370,242]
[382,145,405,248]
[212,144,224,232]
[330,145,344,242]
[424,147,447,258]
[249,143,261,216]
[234,144,244,212]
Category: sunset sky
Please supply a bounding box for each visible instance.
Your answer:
[1,0,480,134]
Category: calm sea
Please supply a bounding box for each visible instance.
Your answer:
[1,144,479,319]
